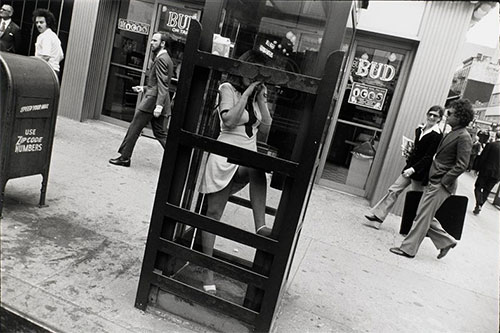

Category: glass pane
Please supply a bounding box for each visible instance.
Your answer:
[217,0,330,76]
[158,65,320,303]
[102,66,142,121]
[102,0,154,121]
[322,45,405,189]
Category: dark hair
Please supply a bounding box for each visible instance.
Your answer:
[449,99,474,127]
[427,105,444,118]
[33,8,57,31]
[153,31,171,50]
[225,50,269,92]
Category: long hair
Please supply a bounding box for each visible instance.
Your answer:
[32,9,57,31]
[224,50,269,92]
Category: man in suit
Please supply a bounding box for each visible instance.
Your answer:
[0,4,22,53]
[390,99,474,259]
[473,131,500,214]
[109,31,174,167]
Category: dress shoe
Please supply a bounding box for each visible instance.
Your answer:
[364,214,383,229]
[473,206,481,215]
[389,247,415,258]
[109,156,131,167]
[437,243,456,259]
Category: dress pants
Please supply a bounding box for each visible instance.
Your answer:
[474,176,499,207]
[371,174,424,221]
[400,182,456,256]
[118,110,167,159]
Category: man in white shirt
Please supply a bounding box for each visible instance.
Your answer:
[32,9,64,78]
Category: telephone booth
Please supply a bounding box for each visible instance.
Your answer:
[135,1,359,332]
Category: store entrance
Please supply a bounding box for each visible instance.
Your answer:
[101,0,201,126]
[318,40,408,196]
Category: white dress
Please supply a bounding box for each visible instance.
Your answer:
[199,82,262,194]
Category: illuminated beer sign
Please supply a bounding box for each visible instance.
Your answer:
[355,58,395,82]
[118,18,150,35]
[160,6,199,41]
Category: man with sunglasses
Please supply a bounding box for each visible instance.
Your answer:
[0,4,22,54]
[365,105,444,229]
[390,99,474,259]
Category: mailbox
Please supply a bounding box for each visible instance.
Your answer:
[0,52,60,217]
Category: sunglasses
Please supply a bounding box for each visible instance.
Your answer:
[427,113,441,118]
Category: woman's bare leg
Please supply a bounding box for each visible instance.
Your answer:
[246,167,270,235]
[201,184,232,287]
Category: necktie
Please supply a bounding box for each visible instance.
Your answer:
[244,95,257,138]
[0,21,6,37]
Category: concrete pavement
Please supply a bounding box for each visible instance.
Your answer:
[1,116,498,332]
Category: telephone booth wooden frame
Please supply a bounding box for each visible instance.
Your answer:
[135,3,354,331]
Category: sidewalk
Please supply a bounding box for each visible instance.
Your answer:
[1,116,498,332]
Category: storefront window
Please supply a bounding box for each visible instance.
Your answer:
[218,0,333,76]
[102,0,154,122]
[321,44,405,190]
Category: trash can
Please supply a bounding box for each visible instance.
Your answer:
[346,140,375,189]
[0,52,60,217]
[346,152,373,188]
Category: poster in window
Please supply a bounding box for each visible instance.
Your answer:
[348,82,387,111]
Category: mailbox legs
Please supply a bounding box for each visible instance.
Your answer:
[39,173,48,208]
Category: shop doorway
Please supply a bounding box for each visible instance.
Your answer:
[101,0,202,126]
[318,39,410,196]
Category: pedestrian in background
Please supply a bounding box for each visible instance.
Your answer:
[364,105,444,229]
[390,99,474,259]
[33,9,64,78]
[0,4,21,53]
[109,31,174,167]
[467,135,481,172]
[473,131,500,215]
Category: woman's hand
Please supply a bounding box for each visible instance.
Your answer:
[243,81,262,98]
[256,83,267,102]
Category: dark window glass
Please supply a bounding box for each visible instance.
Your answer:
[59,0,73,32]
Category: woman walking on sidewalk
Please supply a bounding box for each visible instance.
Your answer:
[364,105,444,229]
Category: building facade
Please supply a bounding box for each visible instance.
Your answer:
[53,0,485,214]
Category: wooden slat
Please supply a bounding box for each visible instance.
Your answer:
[228,195,277,216]
[179,130,298,176]
[163,203,278,254]
[152,272,258,325]
[158,239,268,288]
[193,51,320,94]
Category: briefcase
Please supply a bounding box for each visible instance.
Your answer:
[400,191,467,240]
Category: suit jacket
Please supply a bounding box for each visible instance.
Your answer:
[405,125,443,184]
[0,20,21,53]
[137,51,174,116]
[476,140,500,180]
[428,126,472,194]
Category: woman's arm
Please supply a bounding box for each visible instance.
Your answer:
[256,84,272,126]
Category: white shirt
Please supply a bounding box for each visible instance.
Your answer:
[35,28,64,72]
[417,123,441,141]
[1,18,12,28]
